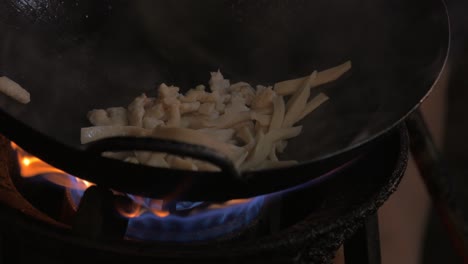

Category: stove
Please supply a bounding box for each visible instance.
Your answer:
[0,124,408,263]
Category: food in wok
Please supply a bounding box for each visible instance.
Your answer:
[81,61,351,171]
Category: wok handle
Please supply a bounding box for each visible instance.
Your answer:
[84,137,241,179]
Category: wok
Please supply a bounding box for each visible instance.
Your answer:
[0,0,449,200]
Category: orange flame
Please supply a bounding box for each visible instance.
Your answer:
[117,202,144,218]
[10,142,252,220]
[153,210,170,218]
[11,142,93,190]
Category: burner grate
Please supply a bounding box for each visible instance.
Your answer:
[0,124,408,263]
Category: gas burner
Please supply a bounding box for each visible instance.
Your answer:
[7,140,354,243]
[0,125,408,263]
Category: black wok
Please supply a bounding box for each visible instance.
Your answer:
[0,0,449,200]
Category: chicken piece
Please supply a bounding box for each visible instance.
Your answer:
[128,94,148,127]
[179,90,201,103]
[224,94,249,114]
[252,86,276,110]
[215,100,226,113]
[209,70,230,94]
[88,107,128,126]
[158,83,180,100]
[163,97,179,106]
[180,102,201,114]
[107,107,128,125]
[165,100,181,128]
[198,102,217,116]
[180,90,220,103]
[159,85,180,105]
[144,103,166,121]
[0,76,30,104]
[223,94,232,103]
[229,82,255,105]
[87,109,109,126]
[142,117,164,129]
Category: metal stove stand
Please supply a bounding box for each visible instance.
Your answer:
[344,109,468,264]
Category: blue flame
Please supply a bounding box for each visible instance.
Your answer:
[68,182,265,242]
[126,196,265,242]
[67,158,359,242]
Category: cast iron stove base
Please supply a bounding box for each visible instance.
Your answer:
[0,125,408,264]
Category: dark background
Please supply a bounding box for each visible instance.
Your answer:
[422,0,468,263]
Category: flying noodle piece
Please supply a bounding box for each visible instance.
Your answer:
[0,76,30,104]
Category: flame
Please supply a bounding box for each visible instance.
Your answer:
[11,142,93,189]
[113,195,171,219]
[11,142,253,221]
[117,203,144,218]
[153,210,170,218]
[203,199,250,210]
[19,155,64,177]
[22,157,31,166]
